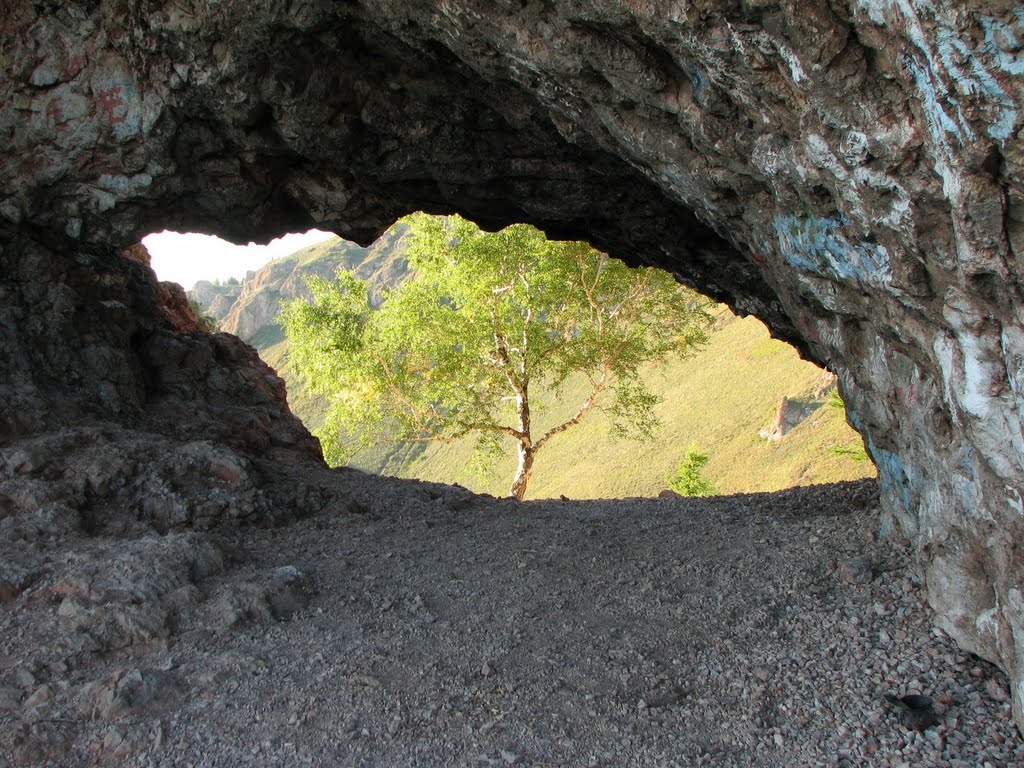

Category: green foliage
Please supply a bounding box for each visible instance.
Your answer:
[830,444,870,462]
[825,391,870,461]
[280,213,715,498]
[188,299,218,333]
[666,445,718,497]
[226,276,241,286]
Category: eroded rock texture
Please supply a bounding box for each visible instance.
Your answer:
[2,0,1024,726]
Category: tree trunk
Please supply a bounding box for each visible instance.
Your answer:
[510,442,536,501]
[509,382,534,500]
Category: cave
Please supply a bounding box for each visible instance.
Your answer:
[3,0,1024,749]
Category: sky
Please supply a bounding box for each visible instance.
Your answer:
[143,229,337,290]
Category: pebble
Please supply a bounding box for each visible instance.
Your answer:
[839,555,872,584]
[0,685,23,711]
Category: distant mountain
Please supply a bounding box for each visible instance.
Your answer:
[189,225,413,348]
[188,279,243,324]
[190,222,874,498]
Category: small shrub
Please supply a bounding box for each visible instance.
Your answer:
[830,445,870,462]
[189,299,219,333]
[826,393,870,462]
[666,445,718,496]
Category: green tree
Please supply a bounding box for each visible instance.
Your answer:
[666,445,718,496]
[280,214,714,500]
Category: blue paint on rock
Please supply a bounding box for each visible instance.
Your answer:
[774,214,891,286]
[874,445,913,515]
[842,404,912,527]
[938,25,1018,142]
[902,4,1024,144]
[690,68,707,107]
[982,8,1024,77]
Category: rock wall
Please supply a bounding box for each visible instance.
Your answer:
[0,231,320,462]
[2,0,1024,726]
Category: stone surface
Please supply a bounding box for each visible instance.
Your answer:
[209,564,316,627]
[1,0,1024,731]
[82,667,184,721]
[840,555,874,585]
[4,475,1019,765]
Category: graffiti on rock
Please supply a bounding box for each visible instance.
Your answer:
[90,57,143,141]
[96,86,126,126]
[873,1,1024,145]
[689,67,707,107]
[875,445,913,516]
[774,213,892,286]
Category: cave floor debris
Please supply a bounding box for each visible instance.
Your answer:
[1,447,1021,767]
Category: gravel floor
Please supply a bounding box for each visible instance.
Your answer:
[2,463,1022,767]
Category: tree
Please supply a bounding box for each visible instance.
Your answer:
[665,445,718,497]
[280,214,715,500]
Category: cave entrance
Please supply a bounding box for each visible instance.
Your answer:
[144,220,874,501]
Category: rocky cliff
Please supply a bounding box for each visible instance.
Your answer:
[205,225,411,344]
[2,0,1024,728]
[188,280,242,325]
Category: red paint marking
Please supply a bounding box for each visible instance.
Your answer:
[896,384,917,405]
[751,251,765,264]
[96,86,125,124]
[45,96,64,127]
[62,55,84,80]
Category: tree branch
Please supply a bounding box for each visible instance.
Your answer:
[533,363,610,452]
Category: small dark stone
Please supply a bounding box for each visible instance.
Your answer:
[839,555,872,585]
[884,693,936,731]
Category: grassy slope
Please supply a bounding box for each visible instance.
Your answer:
[346,310,874,499]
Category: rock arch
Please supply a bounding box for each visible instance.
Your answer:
[3,0,1024,725]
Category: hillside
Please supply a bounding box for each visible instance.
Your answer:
[189,225,412,345]
[190,225,874,498]
[189,279,243,323]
